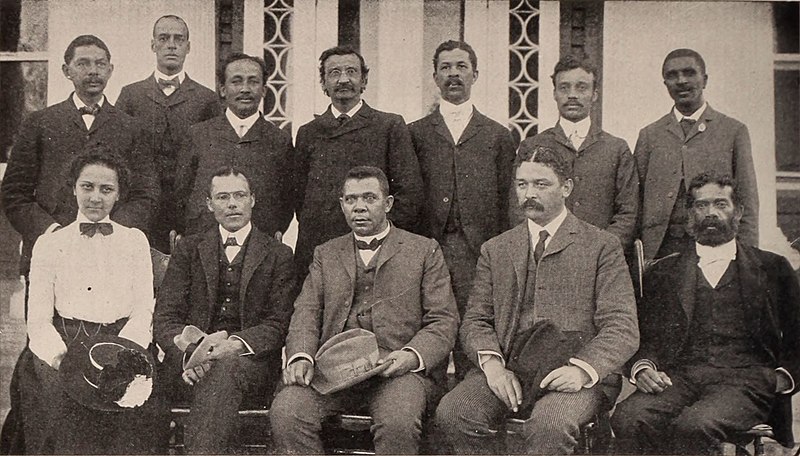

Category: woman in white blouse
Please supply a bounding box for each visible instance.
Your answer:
[19,152,159,454]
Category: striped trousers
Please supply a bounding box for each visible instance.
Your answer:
[435,368,604,454]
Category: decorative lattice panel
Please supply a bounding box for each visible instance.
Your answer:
[509,0,540,143]
[263,0,292,130]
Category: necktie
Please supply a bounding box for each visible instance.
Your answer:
[337,114,350,126]
[356,237,385,251]
[569,130,584,150]
[224,236,238,247]
[157,77,180,93]
[224,236,240,262]
[78,105,100,116]
[679,118,696,137]
[79,222,113,237]
[533,230,549,264]
[237,125,247,138]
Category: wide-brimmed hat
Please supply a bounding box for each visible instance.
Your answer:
[60,334,155,412]
[311,328,392,395]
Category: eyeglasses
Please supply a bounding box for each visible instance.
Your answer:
[212,191,251,202]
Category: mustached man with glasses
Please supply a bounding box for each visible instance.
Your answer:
[154,167,298,453]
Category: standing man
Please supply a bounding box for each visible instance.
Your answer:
[635,48,758,260]
[409,40,516,379]
[612,172,799,454]
[293,46,423,278]
[516,55,638,251]
[175,53,294,238]
[1,34,158,277]
[154,167,297,454]
[116,15,220,252]
[436,146,639,454]
[270,166,458,454]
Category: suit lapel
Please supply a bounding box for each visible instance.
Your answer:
[677,250,698,324]
[457,108,484,145]
[430,111,455,145]
[88,100,113,134]
[198,230,221,318]
[552,123,575,150]
[506,223,531,306]
[374,228,401,274]
[212,115,242,144]
[337,235,358,285]
[60,97,88,132]
[541,213,578,260]
[665,115,685,142]
[579,122,602,152]
[165,76,197,108]
[329,102,373,138]
[239,228,268,307]
[144,75,169,106]
[733,242,765,335]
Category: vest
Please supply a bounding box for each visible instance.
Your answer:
[516,238,537,336]
[211,240,247,333]
[345,247,380,332]
[679,262,770,368]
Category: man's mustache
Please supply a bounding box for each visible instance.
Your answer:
[521,199,544,211]
[698,218,726,231]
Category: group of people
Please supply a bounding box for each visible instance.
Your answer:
[0,13,797,456]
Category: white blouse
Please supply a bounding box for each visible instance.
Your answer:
[27,216,154,368]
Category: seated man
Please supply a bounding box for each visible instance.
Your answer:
[269,166,459,454]
[153,166,298,454]
[612,172,800,454]
[436,146,639,454]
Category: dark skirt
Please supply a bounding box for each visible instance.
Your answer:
[11,316,166,454]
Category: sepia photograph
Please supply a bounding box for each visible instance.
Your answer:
[0,0,799,454]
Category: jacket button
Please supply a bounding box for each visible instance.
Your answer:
[443,197,449,203]
[574,201,581,207]
[225,298,231,302]
[667,192,674,198]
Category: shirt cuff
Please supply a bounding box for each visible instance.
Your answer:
[569,358,599,388]
[477,351,505,372]
[286,352,314,368]
[630,359,657,384]
[776,367,795,394]
[401,346,425,372]
[229,335,255,356]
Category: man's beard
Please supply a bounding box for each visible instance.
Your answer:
[688,216,739,247]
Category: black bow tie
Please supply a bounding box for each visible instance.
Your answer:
[337,114,350,126]
[356,237,385,251]
[78,104,100,116]
[79,222,113,237]
[224,236,239,247]
[158,77,180,91]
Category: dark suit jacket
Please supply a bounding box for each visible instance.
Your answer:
[634,105,758,259]
[174,115,295,237]
[516,123,639,251]
[293,103,423,275]
[409,108,516,252]
[285,227,459,385]
[116,74,220,184]
[1,96,159,273]
[630,241,800,445]
[461,214,639,400]
[153,225,298,367]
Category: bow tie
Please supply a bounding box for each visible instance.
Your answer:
[78,104,100,116]
[158,77,180,91]
[356,237,385,251]
[224,236,239,247]
[79,222,113,237]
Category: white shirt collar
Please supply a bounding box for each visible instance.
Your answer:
[696,238,737,262]
[526,207,568,243]
[72,93,106,109]
[331,99,363,119]
[673,101,708,122]
[219,222,252,246]
[75,213,112,224]
[354,222,391,244]
[225,108,261,132]
[559,116,591,139]
[439,99,474,119]
[154,69,186,84]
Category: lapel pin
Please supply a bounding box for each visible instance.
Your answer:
[698,123,706,132]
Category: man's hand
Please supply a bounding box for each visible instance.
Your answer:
[540,366,590,393]
[483,357,523,412]
[634,368,672,394]
[377,350,416,377]
[182,362,212,386]
[283,359,314,386]
[206,338,245,361]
